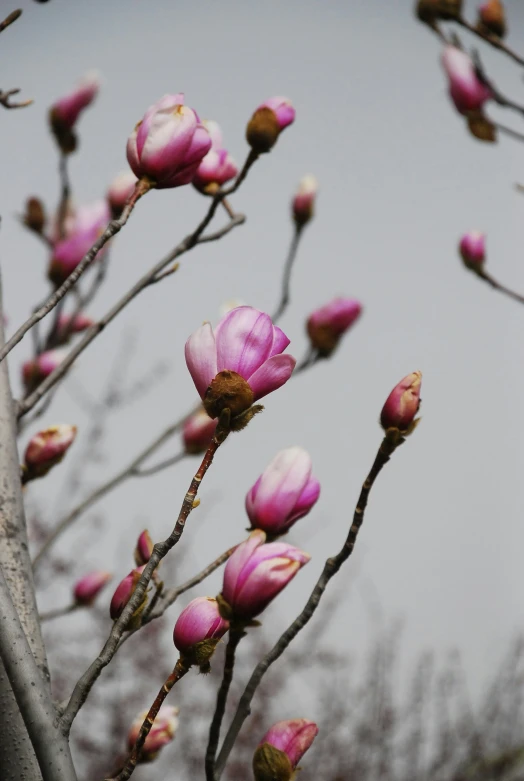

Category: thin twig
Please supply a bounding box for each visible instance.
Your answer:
[0,179,150,366]
[272,226,303,322]
[39,603,80,622]
[56,154,71,241]
[32,412,196,570]
[475,268,524,306]
[0,87,32,109]
[0,9,22,33]
[131,450,185,477]
[205,627,245,781]
[455,16,524,69]
[214,429,409,779]
[59,431,227,735]
[107,658,190,781]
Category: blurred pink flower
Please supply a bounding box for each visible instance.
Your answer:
[307,297,362,356]
[441,46,491,115]
[173,597,229,655]
[74,570,112,606]
[127,705,179,761]
[193,120,238,193]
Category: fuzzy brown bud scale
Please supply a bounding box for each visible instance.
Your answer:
[246,107,281,153]
[466,111,497,143]
[477,0,506,38]
[203,370,255,420]
[253,743,294,781]
[49,107,78,154]
[306,321,340,356]
[416,0,462,23]
[24,197,46,234]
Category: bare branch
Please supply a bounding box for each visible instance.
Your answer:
[0,9,22,33]
[272,225,304,322]
[0,87,32,108]
[455,15,524,68]
[39,603,80,622]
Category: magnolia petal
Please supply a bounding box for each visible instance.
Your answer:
[248,354,296,401]
[184,323,218,399]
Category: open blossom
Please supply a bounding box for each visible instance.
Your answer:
[127,705,179,761]
[183,408,217,454]
[74,571,112,605]
[22,349,67,392]
[127,94,212,188]
[49,200,110,286]
[441,46,491,115]
[134,530,154,566]
[185,306,296,421]
[221,529,310,619]
[173,597,229,661]
[253,719,319,781]
[109,565,146,620]
[292,175,318,227]
[193,120,238,193]
[24,424,77,478]
[107,170,138,218]
[459,230,485,269]
[307,297,362,356]
[246,96,295,153]
[380,371,422,432]
[246,447,320,535]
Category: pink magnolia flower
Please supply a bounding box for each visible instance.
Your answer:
[380,371,422,432]
[255,719,319,773]
[441,46,491,115]
[109,565,146,620]
[185,306,296,421]
[221,529,310,619]
[56,313,94,343]
[258,97,296,130]
[24,424,77,478]
[292,175,318,227]
[22,349,67,392]
[107,170,138,218]
[183,408,218,454]
[50,71,100,130]
[127,705,179,761]
[173,597,229,655]
[74,570,112,605]
[49,200,110,286]
[127,93,212,189]
[307,297,362,356]
[193,120,238,193]
[246,447,320,535]
[459,230,485,269]
[134,530,154,567]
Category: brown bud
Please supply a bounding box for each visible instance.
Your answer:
[466,111,497,143]
[477,0,506,39]
[23,197,46,234]
[253,743,294,781]
[246,107,280,153]
[203,370,254,420]
[306,321,339,356]
[416,0,462,23]
[49,107,77,155]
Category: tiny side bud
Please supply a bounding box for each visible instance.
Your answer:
[477,0,506,38]
[23,197,46,235]
[459,230,485,271]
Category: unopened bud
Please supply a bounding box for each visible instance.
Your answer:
[183,408,217,454]
[134,530,154,566]
[74,570,112,605]
[23,197,46,235]
[459,230,485,270]
[246,97,295,154]
[110,565,147,623]
[306,297,362,357]
[477,0,506,38]
[380,371,422,434]
[254,718,319,779]
[173,597,229,666]
[416,0,463,23]
[466,111,497,143]
[23,424,77,480]
[107,170,137,219]
[292,175,318,227]
[127,705,179,762]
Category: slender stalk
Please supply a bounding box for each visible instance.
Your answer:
[477,268,524,306]
[131,450,186,477]
[39,603,79,622]
[214,430,408,779]
[0,9,22,33]
[272,226,303,323]
[205,627,245,781]
[107,658,190,781]
[56,153,71,241]
[59,431,227,734]
[0,179,150,366]
[455,16,524,69]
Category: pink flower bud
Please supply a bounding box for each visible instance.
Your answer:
[107,170,138,218]
[255,719,319,776]
[127,705,179,761]
[193,120,238,194]
[56,313,94,343]
[134,530,154,566]
[441,46,491,115]
[22,349,68,392]
[73,570,112,606]
[380,371,422,433]
[246,447,320,535]
[173,597,229,655]
[459,230,485,270]
[182,408,218,454]
[109,565,146,621]
[478,0,506,38]
[246,97,295,153]
[126,94,212,189]
[307,297,362,356]
[24,424,77,478]
[221,530,310,619]
[292,175,318,227]
[48,200,110,286]
[185,306,296,422]
[50,71,100,130]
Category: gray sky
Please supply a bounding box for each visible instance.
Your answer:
[3,0,524,714]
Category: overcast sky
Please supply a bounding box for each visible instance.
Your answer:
[3,0,524,734]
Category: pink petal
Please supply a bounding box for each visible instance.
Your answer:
[251,448,312,527]
[222,530,266,605]
[287,476,321,524]
[248,354,296,401]
[269,325,291,357]
[215,307,274,378]
[184,323,218,399]
[140,108,196,179]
